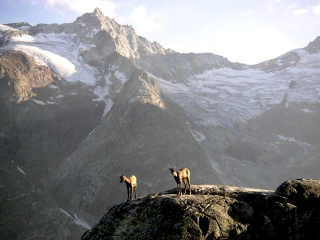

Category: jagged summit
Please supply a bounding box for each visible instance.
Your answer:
[0,8,241,82]
[71,7,171,63]
[5,22,31,29]
[74,6,115,29]
[305,36,320,54]
[93,7,103,16]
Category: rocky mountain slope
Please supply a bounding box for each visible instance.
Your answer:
[0,7,320,239]
[82,179,320,240]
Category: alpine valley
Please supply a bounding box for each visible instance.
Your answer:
[1,8,320,239]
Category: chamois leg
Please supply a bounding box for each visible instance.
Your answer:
[182,179,187,194]
[187,178,191,195]
[134,186,137,199]
[127,187,130,201]
[130,188,133,200]
[177,182,182,196]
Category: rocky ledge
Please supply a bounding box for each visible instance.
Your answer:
[81,179,320,240]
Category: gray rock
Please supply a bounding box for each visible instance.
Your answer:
[82,180,320,239]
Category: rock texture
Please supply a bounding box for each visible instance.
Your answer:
[82,179,320,240]
[0,50,60,102]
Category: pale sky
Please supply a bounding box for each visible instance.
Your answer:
[1,0,320,64]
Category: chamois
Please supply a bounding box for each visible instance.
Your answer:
[120,174,137,201]
[169,167,191,196]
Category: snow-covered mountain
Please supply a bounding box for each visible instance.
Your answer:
[1,8,320,239]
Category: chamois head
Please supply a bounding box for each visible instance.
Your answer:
[169,167,177,177]
[120,174,125,183]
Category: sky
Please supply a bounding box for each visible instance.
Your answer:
[0,0,319,64]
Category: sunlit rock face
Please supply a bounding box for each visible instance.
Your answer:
[1,7,320,239]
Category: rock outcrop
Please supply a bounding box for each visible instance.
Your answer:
[0,50,60,102]
[82,179,320,240]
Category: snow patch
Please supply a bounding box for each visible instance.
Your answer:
[74,214,91,229]
[190,129,206,142]
[303,109,312,113]
[17,166,26,176]
[59,208,91,230]
[277,135,296,142]
[86,129,95,139]
[93,76,114,119]
[102,99,114,118]
[155,51,320,128]
[48,84,59,89]
[32,99,46,105]
[86,27,99,38]
[0,24,19,32]
[93,85,109,101]
[0,33,98,85]
[10,160,26,177]
[276,135,314,149]
[114,70,128,85]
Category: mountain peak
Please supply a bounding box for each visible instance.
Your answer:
[93,7,104,18]
[305,36,320,54]
[74,7,108,27]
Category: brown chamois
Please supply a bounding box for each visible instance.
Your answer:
[120,174,137,201]
[169,167,191,196]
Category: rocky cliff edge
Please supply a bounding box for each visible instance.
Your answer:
[81,179,320,240]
